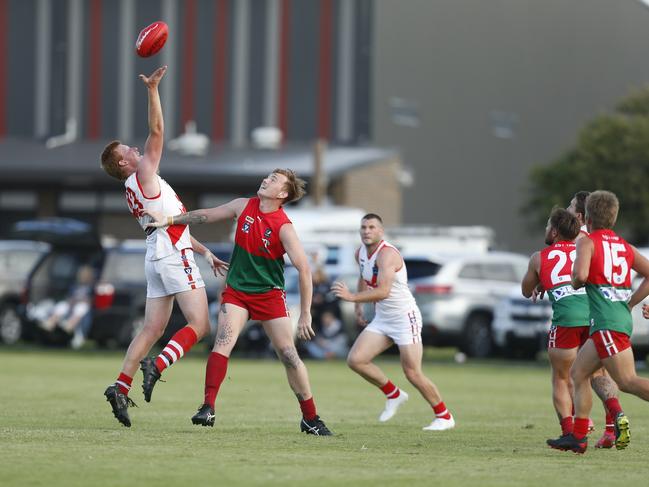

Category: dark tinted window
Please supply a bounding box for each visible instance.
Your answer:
[458,264,482,279]
[404,259,441,279]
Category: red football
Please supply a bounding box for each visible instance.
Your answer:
[135,21,168,58]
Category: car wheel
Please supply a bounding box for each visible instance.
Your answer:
[0,305,22,345]
[117,313,145,348]
[461,313,493,358]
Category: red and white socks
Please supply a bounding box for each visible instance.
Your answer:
[380,380,401,400]
[155,326,198,373]
[433,401,452,421]
[115,372,132,395]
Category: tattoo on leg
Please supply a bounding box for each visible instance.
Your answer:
[592,375,619,401]
[279,347,302,369]
[295,393,305,401]
[216,321,234,347]
[220,303,227,314]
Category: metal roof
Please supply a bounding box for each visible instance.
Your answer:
[0,138,399,188]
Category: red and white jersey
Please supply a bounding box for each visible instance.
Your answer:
[358,240,418,319]
[124,173,192,261]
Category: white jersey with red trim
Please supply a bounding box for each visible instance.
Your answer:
[359,240,418,319]
[124,173,192,261]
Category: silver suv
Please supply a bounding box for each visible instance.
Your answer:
[406,252,529,358]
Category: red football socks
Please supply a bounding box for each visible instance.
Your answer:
[116,373,133,395]
[433,401,452,420]
[605,411,615,433]
[604,398,623,418]
[573,417,590,440]
[204,352,229,407]
[299,397,317,421]
[560,416,574,436]
[155,326,198,373]
[380,380,401,399]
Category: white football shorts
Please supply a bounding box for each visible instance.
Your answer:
[365,307,422,346]
[145,248,205,298]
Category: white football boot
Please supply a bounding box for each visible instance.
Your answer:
[379,390,409,422]
[422,414,456,431]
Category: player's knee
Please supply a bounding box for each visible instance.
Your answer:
[615,376,636,394]
[278,346,302,369]
[346,353,363,371]
[403,367,422,384]
[187,318,210,339]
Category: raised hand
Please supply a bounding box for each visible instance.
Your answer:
[139,65,168,89]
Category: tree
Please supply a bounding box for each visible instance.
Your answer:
[525,86,649,244]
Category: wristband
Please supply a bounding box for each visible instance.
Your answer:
[167,215,174,226]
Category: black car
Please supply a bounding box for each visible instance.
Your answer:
[90,241,230,348]
[11,218,231,348]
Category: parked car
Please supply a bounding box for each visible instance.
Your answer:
[11,217,231,347]
[492,285,552,359]
[0,240,51,344]
[89,240,230,347]
[405,251,529,358]
[493,247,649,360]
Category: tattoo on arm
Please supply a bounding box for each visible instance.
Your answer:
[591,375,619,401]
[174,211,209,225]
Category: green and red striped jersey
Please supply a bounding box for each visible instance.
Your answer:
[225,197,292,293]
[586,229,634,336]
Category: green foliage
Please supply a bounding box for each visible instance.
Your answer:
[526,87,649,244]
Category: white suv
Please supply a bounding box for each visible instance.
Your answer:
[406,252,529,358]
[493,247,649,360]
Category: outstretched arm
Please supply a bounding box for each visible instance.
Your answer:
[144,198,249,228]
[137,66,167,196]
[280,223,315,341]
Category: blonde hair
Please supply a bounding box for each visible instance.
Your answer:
[586,190,619,230]
[273,168,306,203]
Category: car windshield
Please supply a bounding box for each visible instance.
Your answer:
[404,259,442,279]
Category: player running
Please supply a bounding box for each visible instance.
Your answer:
[522,207,622,449]
[99,66,227,427]
[547,190,649,453]
[144,169,333,435]
[331,213,455,430]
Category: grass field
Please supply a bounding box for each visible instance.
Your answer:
[2,347,649,487]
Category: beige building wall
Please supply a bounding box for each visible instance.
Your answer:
[331,157,403,225]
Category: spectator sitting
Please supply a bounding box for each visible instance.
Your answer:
[304,310,349,360]
[34,265,95,348]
